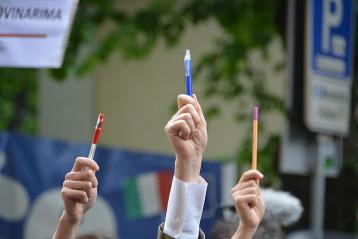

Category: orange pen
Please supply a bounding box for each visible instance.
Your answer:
[252,107,258,170]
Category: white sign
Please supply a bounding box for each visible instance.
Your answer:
[305,0,355,136]
[0,0,79,68]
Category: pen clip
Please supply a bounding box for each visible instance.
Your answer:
[184,49,191,77]
[184,60,191,76]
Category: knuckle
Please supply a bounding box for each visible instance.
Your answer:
[164,123,170,133]
[186,104,195,112]
[248,181,256,187]
[81,192,88,202]
[80,191,86,198]
[183,112,191,118]
[176,120,184,128]
[183,113,193,123]
[95,180,99,187]
[232,193,237,200]
[60,189,67,197]
[65,172,72,180]
[231,186,238,195]
[93,178,98,187]
[236,196,244,204]
[63,180,68,187]
[85,181,92,189]
[85,170,93,178]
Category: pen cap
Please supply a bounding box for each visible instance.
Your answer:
[253,107,259,120]
[92,113,104,144]
[184,49,191,76]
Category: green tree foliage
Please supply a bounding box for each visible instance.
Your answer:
[0,69,37,133]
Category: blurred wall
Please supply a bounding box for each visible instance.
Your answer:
[39,1,286,159]
[39,72,95,143]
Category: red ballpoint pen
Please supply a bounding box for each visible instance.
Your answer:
[88,112,104,160]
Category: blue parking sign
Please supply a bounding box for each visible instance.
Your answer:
[305,0,355,136]
[311,0,354,79]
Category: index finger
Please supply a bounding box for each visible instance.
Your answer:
[177,94,196,109]
[72,157,100,172]
[238,170,263,183]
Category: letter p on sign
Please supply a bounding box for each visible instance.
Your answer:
[322,0,343,53]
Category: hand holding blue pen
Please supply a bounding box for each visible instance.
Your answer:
[184,49,192,96]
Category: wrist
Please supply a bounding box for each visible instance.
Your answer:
[52,212,81,239]
[174,156,202,183]
[232,224,256,239]
[60,211,82,228]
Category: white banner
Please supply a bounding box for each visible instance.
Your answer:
[0,0,79,68]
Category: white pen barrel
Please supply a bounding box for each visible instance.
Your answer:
[83,144,97,171]
[88,144,97,160]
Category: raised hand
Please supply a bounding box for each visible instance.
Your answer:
[61,157,99,223]
[53,157,99,239]
[164,94,207,183]
[231,170,265,239]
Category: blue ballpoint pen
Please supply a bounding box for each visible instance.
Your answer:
[184,49,192,96]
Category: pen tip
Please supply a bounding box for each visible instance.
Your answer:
[185,49,190,56]
[99,112,104,120]
[96,112,104,129]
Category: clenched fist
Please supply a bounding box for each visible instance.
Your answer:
[164,94,207,183]
[61,157,99,223]
[231,170,265,239]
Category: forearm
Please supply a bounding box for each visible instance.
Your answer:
[52,212,81,239]
[231,225,256,239]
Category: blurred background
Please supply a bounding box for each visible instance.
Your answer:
[0,0,357,238]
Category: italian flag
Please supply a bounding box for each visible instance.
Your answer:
[122,170,172,219]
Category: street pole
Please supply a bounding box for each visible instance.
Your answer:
[310,134,327,239]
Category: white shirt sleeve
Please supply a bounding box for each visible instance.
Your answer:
[163,176,208,239]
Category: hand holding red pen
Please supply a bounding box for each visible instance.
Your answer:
[53,113,103,239]
[62,157,99,221]
[53,158,99,239]
[164,94,207,183]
